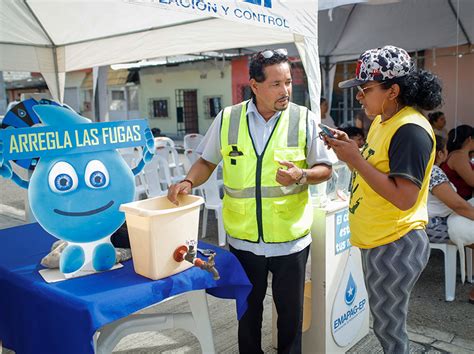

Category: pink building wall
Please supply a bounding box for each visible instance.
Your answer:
[424,45,474,130]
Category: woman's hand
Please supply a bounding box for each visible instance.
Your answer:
[323,133,362,166]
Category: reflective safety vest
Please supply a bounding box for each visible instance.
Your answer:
[220,100,313,243]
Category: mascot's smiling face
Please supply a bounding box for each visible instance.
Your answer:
[28,105,135,243]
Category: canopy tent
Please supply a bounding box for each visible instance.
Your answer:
[2,0,473,118]
[0,0,320,112]
[317,0,474,117]
[319,0,473,63]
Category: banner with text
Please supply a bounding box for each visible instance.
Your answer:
[0,120,148,161]
[126,0,317,38]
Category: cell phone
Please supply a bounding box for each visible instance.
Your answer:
[318,123,335,139]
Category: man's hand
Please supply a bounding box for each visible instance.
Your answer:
[167,180,193,206]
[276,161,303,186]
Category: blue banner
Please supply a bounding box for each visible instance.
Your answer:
[0,120,148,161]
[335,209,351,255]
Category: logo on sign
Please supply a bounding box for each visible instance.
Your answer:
[344,273,357,306]
[243,0,272,8]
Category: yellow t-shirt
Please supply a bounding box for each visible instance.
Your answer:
[349,106,435,249]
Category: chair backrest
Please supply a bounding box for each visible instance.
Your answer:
[142,155,167,197]
[155,141,185,177]
[184,149,201,166]
[183,133,204,150]
[154,136,175,148]
[154,152,173,187]
[120,152,136,169]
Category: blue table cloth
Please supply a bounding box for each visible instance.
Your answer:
[0,223,251,354]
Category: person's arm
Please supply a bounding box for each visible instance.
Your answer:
[167,111,223,205]
[432,182,474,219]
[327,124,433,211]
[450,151,474,187]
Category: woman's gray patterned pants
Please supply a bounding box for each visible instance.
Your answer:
[361,229,430,354]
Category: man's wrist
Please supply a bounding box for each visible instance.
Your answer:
[295,169,307,185]
[181,179,194,188]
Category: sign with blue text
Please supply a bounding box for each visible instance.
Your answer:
[126,0,317,38]
[0,119,148,161]
[0,102,154,279]
[335,209,351,255]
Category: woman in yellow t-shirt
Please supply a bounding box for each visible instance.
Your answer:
[324,46,442,354]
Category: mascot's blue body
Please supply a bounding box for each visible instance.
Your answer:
[0,104,153,276]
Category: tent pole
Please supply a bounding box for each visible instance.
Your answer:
[448,0,471,45]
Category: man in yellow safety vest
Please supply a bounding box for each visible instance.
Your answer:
[168,48,335,354]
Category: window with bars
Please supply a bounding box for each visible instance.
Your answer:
[149,98,169,118]
[203,96,222,118]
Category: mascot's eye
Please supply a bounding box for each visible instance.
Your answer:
[48,162,78,193]
[90,171,106,187]
[55,174,73,191]
[85,160,109,189]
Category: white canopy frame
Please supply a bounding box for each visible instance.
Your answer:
[0,0,321,116]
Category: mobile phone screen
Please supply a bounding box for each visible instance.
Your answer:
[318,123,335,139]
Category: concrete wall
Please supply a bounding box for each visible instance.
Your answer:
[424,45,474,130]
[139,61,232,136]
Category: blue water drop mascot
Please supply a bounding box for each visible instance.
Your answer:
[0,104,154,278]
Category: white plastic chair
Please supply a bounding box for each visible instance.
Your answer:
[466,245,473,283]
[183,133,204,151]
[154,136,176,147]
[155,138,186,177]
[141,155,167,197]
[152,147,185,189]
[120,152,147,201]
[429,242,458,301]
[95,290,215,354]
[201,168,226,247]
[184,148,201,165]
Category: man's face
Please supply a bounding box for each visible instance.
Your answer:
[251,62,292,113]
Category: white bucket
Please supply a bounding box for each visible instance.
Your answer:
[120,195,204,280]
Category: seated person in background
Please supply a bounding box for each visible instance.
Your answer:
[427,135,474,243]
[428,111,448,139]
[441,125,474,200]
[320,97,336,128]
[339,126,365,148]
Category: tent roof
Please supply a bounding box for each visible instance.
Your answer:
[0,0,311,73]
[318,0,473,62]
[0,0,318,102]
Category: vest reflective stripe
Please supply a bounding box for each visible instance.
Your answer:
[287,104,301,147]
[228,104,243,145]
[224,184,308,198]
[220,101,313,243]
